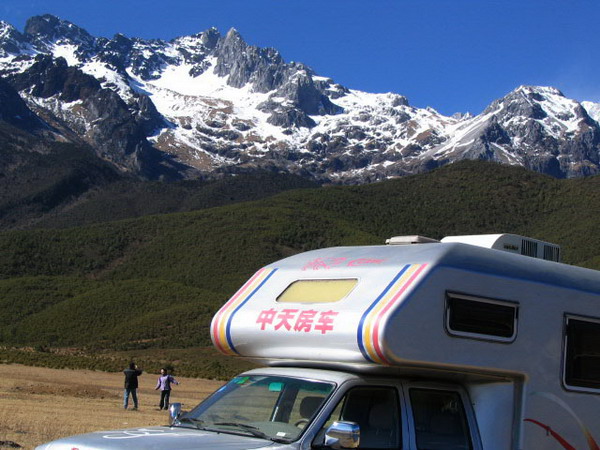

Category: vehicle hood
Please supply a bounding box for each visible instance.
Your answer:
[35,425,281,449]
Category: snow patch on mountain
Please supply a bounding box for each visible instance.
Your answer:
[583,101,600,124]
[51,43,80,66]
[133,55,297,147]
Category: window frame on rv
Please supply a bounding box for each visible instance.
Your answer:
[276,278,359,304]
[562,314,600,393]
[444,292,519,343]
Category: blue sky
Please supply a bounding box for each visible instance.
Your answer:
[1,0,598,116]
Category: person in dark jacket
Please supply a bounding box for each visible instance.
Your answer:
[123,362,143,410]
[155,367,179,410]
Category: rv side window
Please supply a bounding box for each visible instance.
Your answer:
[446,293,517,342]
[409,388,473,450]
[564,316,600,391]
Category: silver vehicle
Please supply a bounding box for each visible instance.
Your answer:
[36,366,476,449]
[38,234,600,449]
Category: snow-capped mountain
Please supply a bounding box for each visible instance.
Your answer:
[1,14,600,183]
[426,86,600,177]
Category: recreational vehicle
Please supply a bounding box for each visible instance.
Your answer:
[37,234,600,449]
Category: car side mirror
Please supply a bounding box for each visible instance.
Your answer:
[324,421,360,449]
[169,402,182,424]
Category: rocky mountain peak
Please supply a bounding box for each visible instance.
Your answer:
[515,84,564,97]
[22,14,97,64]
[0,20,17,37]
[0,21,29,57]
[433,84,600,179]
[483,85,571,122]
[24,14,63,37]
[224,27,243,43]
[214,27,289,93]
[10,54,102,102]
[24,14,94,47]
[508,85,589,123]
[451,111,472,120]
[199,27,220,49]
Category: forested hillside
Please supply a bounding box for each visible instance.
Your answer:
[1,160,599,377]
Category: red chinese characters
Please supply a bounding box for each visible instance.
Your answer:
[293,310,318,332]
[257,308,339,334]
[313,310,337,334]
[302,257,385,271]
[274,309,298,331]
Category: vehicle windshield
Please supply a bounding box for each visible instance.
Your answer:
[177,375,335,442]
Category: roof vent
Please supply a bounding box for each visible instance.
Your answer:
[440,234,561,262]
[386,235,440,245]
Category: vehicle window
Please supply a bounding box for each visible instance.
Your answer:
[317,386,401,449]
[185,375,335,442]
[409,389,472,450]
[277,279,358,303]
[564,316,600,390]
[446,293,518,342]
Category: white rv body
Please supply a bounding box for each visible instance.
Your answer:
[38,234,600,449]
[210,235,600,450]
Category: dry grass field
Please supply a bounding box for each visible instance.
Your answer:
[0,364,224,449]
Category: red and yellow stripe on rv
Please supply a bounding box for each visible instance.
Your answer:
[211,267,278,355]
[358,264,428,364]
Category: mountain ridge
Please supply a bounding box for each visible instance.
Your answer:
[1,14,600,183]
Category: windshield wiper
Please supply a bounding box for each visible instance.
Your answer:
[212,422,271,440]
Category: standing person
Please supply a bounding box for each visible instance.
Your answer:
[123,362,143,410]
[155,368,179,410]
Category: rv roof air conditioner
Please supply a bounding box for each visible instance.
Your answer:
[385,235,440,245]
[441,234,561,262]
[386,233,561,262]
